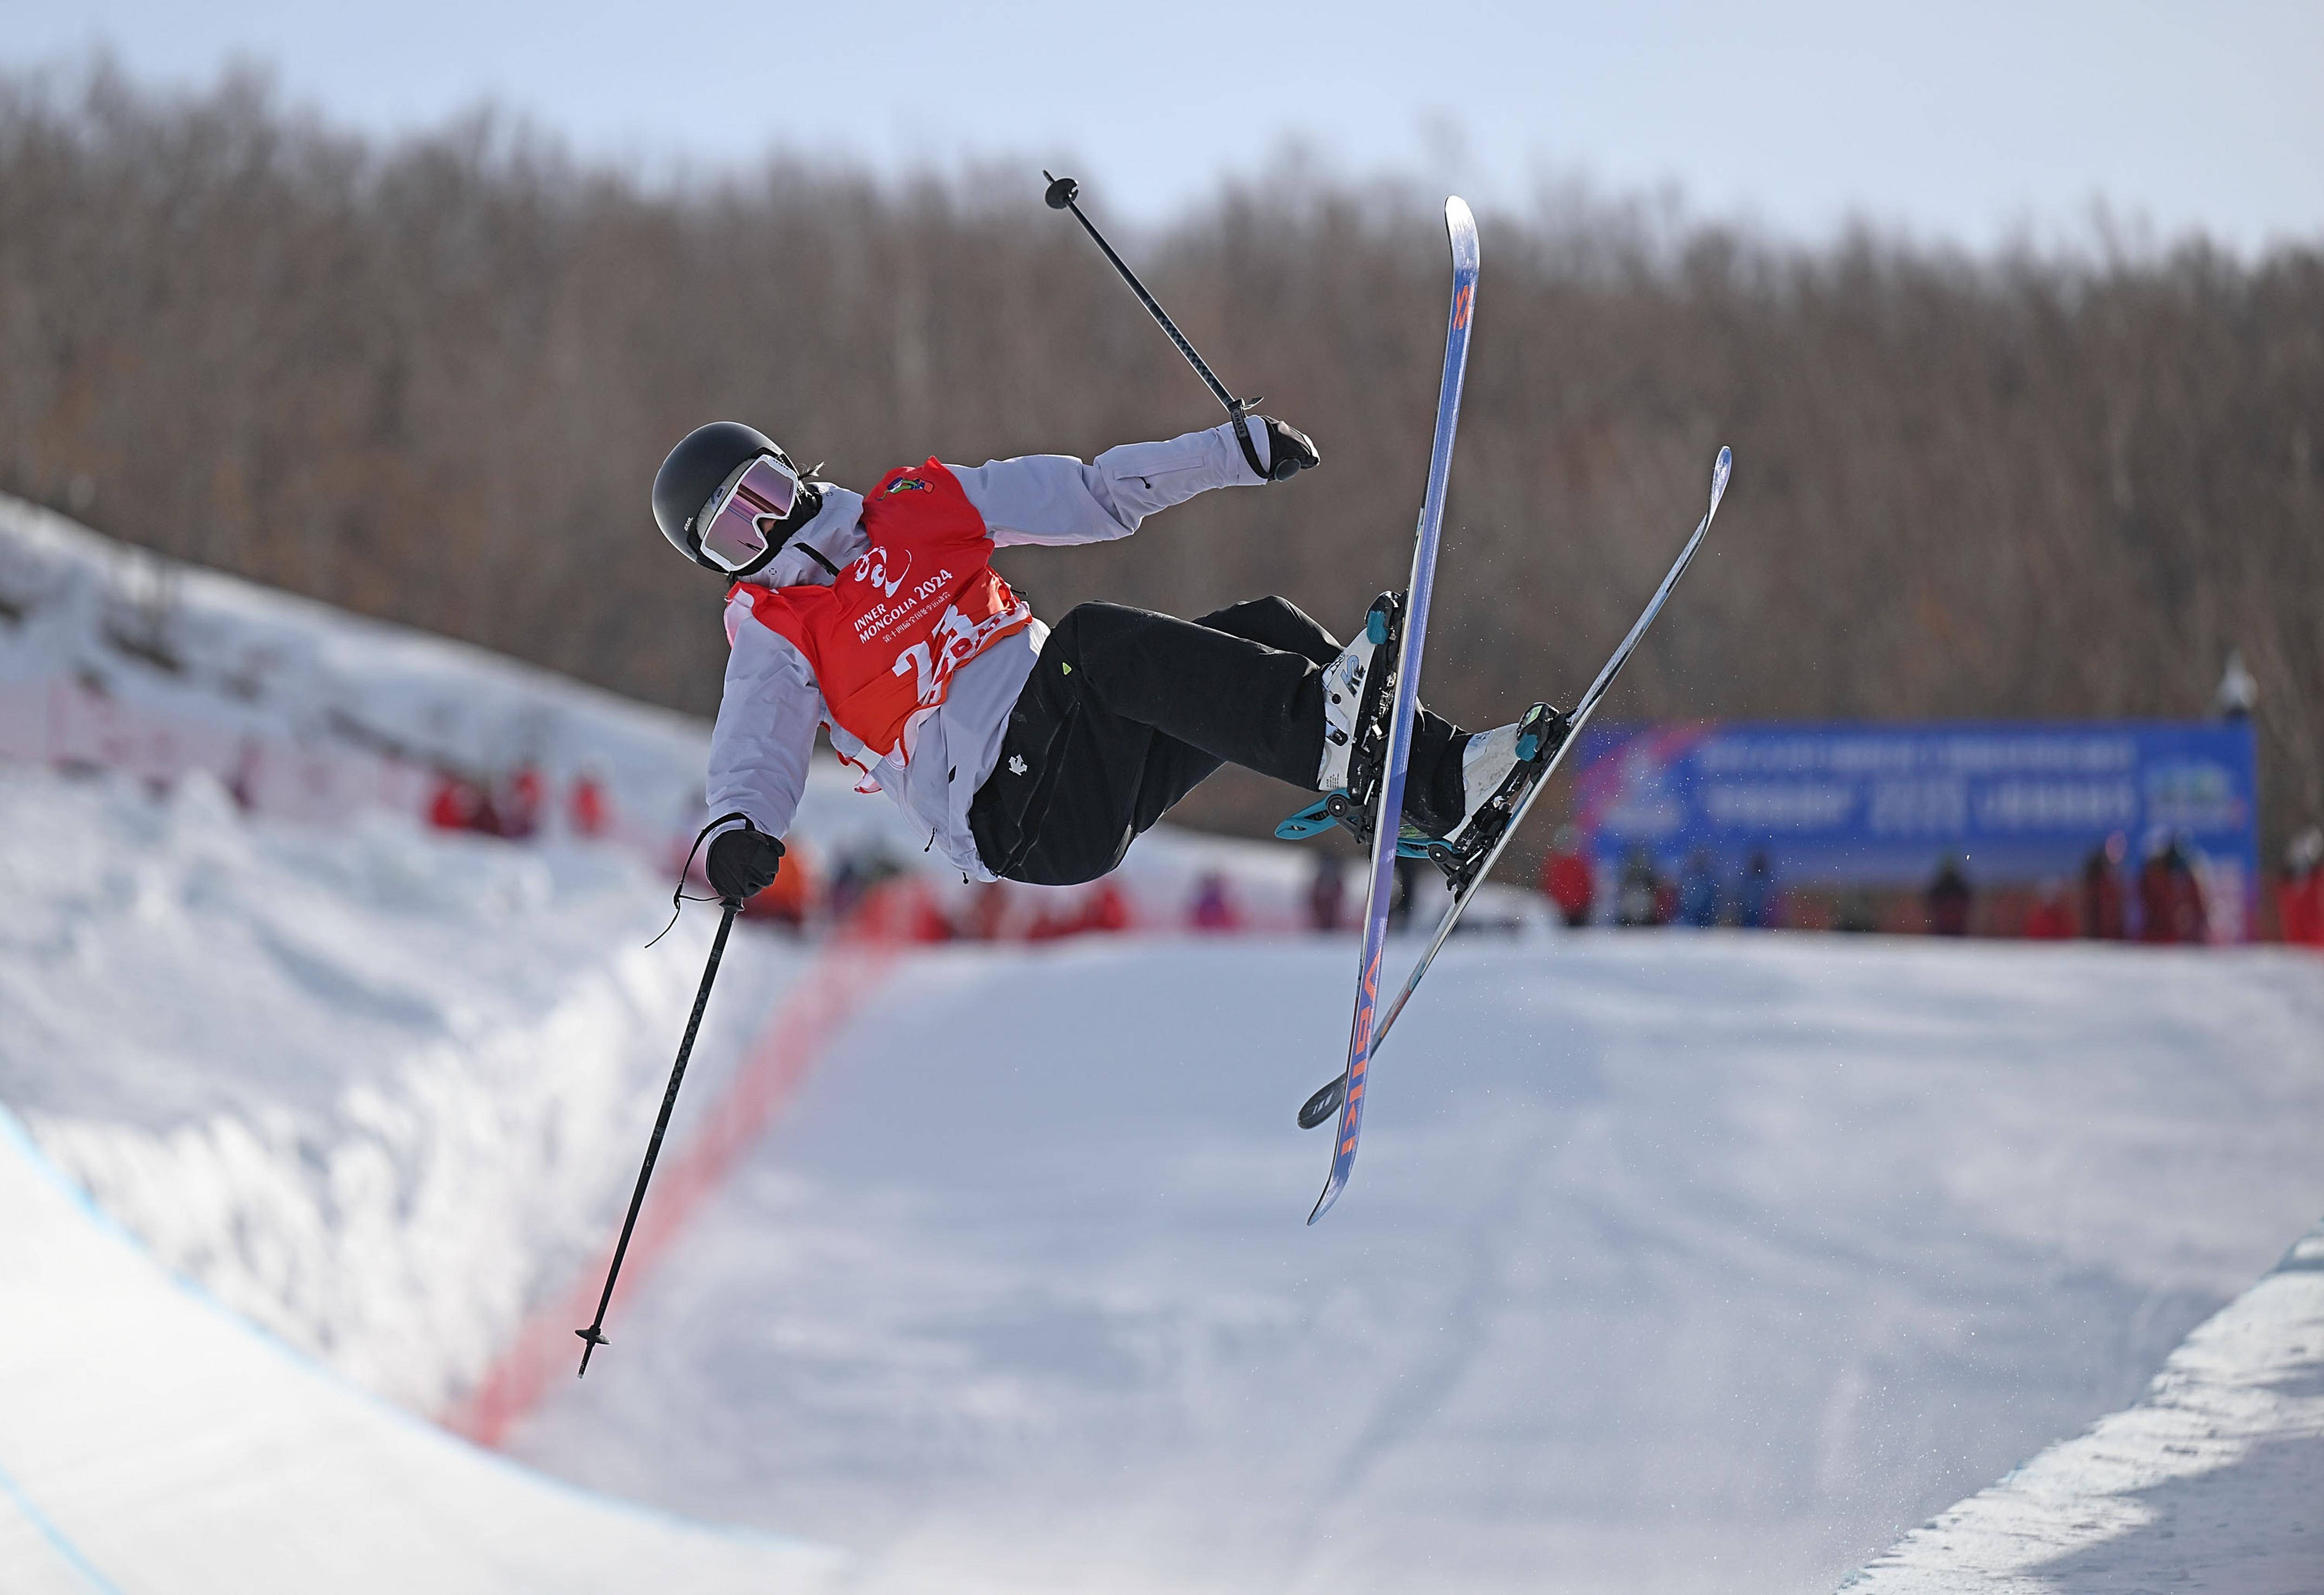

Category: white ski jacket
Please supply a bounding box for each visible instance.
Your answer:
[706,420,1272,878]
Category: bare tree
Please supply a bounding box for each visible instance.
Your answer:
[3,62,2318,869]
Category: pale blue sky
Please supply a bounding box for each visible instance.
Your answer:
[7,0,2321,251]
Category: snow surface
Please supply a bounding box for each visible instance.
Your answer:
[0,762,814,1413]
[0,487,1532,933]
[0,1096,843,1592]
[0,491,709,840]
[507,933,2324,1595]
[3,492,2320,1593]
[1848,1217,2324,1593]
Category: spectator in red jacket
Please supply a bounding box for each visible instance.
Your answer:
[568,771,610,838]
[428,771,489,833]
[745,839,816,932]
[1539,824,1595,928]
[960,881,1011,941]
[2278,828,2324,946]
[2138,835,2209,944]
[2022,879,2075,939]
[1080,880,1134,935]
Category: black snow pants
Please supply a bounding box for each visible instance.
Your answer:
[968,598,1469,887]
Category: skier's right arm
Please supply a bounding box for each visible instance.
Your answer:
[705,610,824,842]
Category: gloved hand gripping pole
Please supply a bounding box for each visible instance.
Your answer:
[576,891,740,1376]
[1043,171,1279,480]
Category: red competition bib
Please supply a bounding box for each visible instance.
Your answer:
[730,461,1031,761]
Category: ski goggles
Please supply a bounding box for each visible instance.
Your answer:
[695,452,805,574]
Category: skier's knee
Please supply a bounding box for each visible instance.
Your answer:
[1048,601,1130,654]
[1197,596,1336,660]
[1196,595,1289,633]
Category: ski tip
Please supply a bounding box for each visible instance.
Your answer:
[1307,1176,1345,1226]
[1443,197,1479,272]
[1710,445,1732,504]
[1298,1074,1347,1130]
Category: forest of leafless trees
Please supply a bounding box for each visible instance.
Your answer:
[3,64,2319,861]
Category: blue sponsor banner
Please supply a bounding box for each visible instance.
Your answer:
[1571,721,2259,936]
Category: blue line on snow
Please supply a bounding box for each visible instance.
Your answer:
[0,1102,837,1563]
[0,1456,129,1595]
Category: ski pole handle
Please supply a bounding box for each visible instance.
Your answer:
[575,896,740,1375]
[1043,171,1261,431]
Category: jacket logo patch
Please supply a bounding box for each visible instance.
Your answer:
[884,476,930,495]
[1008,754,1028,776]
[853,544,915,601]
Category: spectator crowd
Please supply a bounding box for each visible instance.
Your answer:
[418,757,2324,952]
[1531,824,2324,947]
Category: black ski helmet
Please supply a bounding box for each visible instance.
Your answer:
[651,421,820,576]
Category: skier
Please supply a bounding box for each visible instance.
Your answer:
[649,415,1552,905]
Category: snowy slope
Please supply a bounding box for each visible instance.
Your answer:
[0,1098,844,1594]
[0,763,817,1413]
[0,491,708,840]
[4,492,2320,1594]
[0,491,1465,1418]
[1847,1218,2324,1593]
[0,488,1525,931]
[508,935,2324,1595]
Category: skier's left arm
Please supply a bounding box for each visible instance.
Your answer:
[952,416,1319,549]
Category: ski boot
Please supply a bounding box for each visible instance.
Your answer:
[1400,701,1570,890]
[1276,592,1405,847]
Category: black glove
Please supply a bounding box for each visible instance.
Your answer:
[1236,415,1321,482]
[705,825,785,902]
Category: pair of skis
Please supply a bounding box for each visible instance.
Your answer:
[1041,174,1729,1224]
[1302,202,1732,1223]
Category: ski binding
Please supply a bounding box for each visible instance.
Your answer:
[1275,591,1405,848]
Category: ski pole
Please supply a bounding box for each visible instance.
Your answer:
[1043,171,1262,434]
[575,894,740,1375]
